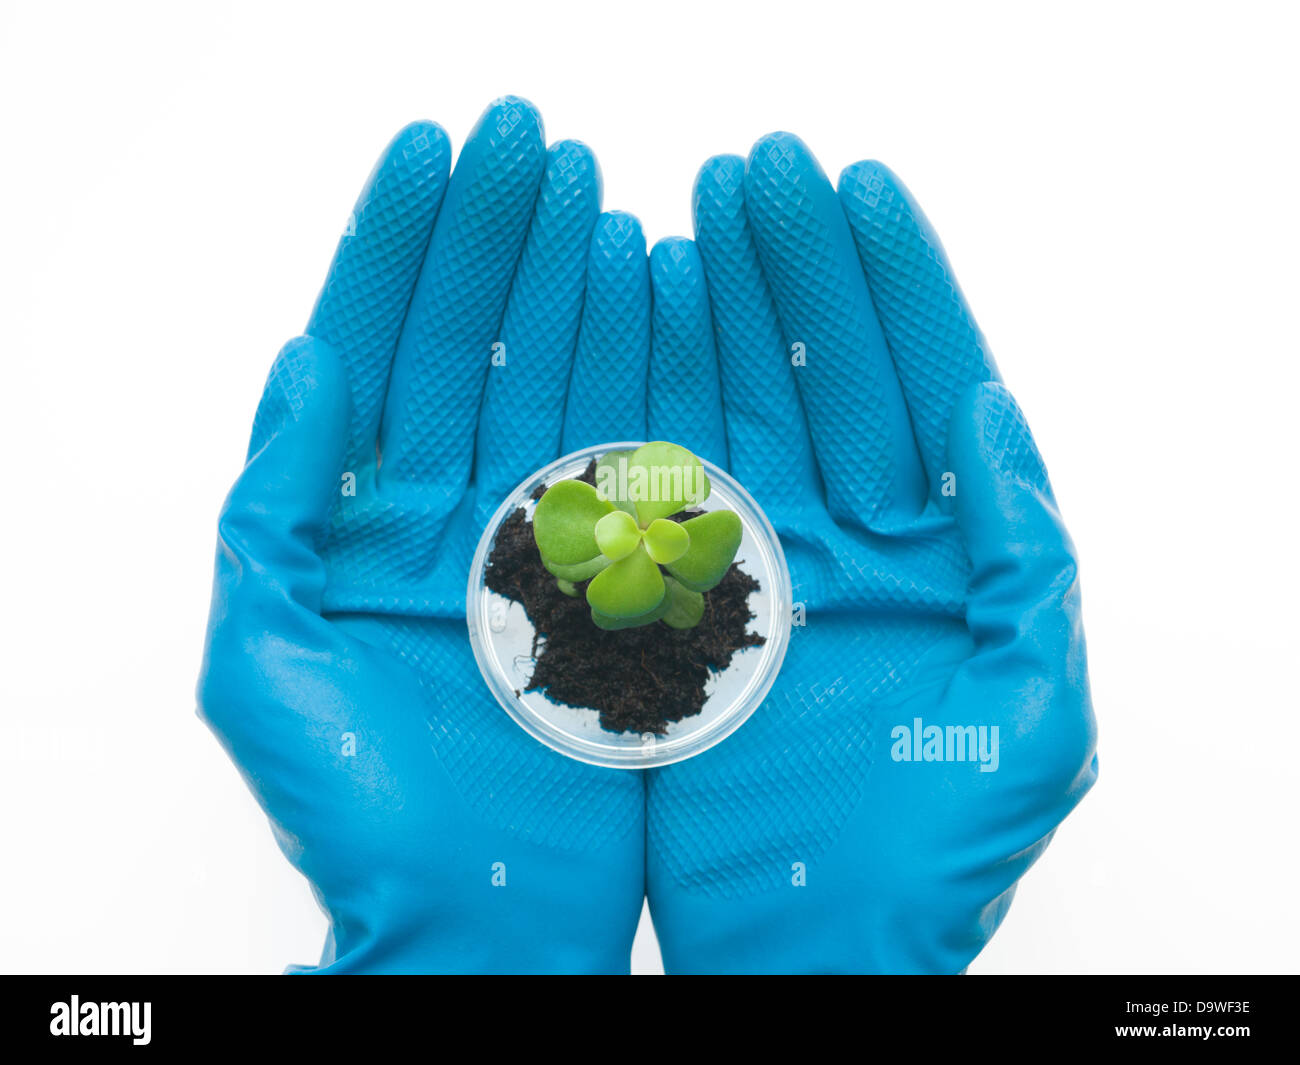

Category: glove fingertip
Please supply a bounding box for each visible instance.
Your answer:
[248,337,346,455]
[240,335,351,536]
[745,130,816,176]
[591,209,647,260]
[692,154,746,226]
[951,381,1051,496]
[477,94,545,147]
[387,119,451,166]
[545,138,602,206]
[649,234,700,276]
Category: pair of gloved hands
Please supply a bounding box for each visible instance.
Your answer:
[198,97,1097,974]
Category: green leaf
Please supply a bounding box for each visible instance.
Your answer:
[586,544,666,618]
[661,577,705,629]
[625,441,710,526]
[643,517,689,565]
[594,509,641,561]
[594,449,637,516]
[543,555,610,581]
[555,578,580,598]
[665,510,742,592]
[590,597,672,631]
[533,479,613,565]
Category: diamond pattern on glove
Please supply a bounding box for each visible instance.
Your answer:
[649,616,959,897]
[476,139,599,503]
[382,102,546,486]
[692,156,820,517]
[979,385,1051,493]
[563,211,651,449]
[648,238,728,468]
[839,161,997,486]
[249,339,314,456]
[744,137,896,517]
[372,616,642,852]
[308,123,450,470]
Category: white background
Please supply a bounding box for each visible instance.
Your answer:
[2,0,1296,974]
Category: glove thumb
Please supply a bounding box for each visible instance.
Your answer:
[945,381,1096,793]
[947,380,1083,682]
[217,335,350,615]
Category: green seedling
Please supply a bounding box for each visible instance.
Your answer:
[532,442,743,631]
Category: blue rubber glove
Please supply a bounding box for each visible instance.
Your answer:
[641,136,1098,973]
[197,98,655,973]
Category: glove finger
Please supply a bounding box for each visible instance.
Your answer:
[220,336,350,615]
[561,211,651,451]
[474,140,602,506]
[744,133,928,527]
[692,154,819,514]
[378,96,547,492]
[306,121,450,472]
[646,237,728,468]
[839,161,1000,504]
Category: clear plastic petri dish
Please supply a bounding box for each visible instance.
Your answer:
[466,442,792,769]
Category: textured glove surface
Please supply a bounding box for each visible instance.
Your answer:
[200,104,1097,974]
[198,99,653,973]
[640,137,1098,973]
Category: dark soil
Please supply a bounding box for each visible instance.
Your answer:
[487,464,765,735]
